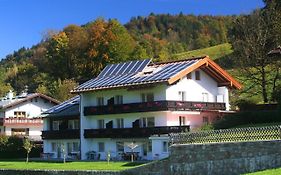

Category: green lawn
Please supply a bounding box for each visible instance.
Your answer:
[0,160,146,171]
[171,43,233,60]
[245,167,281,175]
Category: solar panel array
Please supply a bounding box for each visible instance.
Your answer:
[98,59,151,78]
[43,95,80,114]
[73,58,202,92]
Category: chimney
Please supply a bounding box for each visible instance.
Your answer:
[7,90,13,100]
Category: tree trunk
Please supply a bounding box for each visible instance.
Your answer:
[261,68,268,103]
[26,153,29,163]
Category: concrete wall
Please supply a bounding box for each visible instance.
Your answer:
[125,140,281,175]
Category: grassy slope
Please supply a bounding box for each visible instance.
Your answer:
[245,168,281,175]
[171,43,233,61]
[0,161,145,171]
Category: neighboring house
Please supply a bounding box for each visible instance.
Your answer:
[0,91,59,141]
[42,56,241,160]
[42,96,80,159]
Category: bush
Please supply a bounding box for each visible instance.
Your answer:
[213,110,280,129]
[0,136,42,159]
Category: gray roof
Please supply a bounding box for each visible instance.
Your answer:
[72,58,203,93]
[43,95,80,118]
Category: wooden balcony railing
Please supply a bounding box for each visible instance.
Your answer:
[84,101,226,116]
[84,126,190,138]
[41,129,80,140]
[3,117,43,126]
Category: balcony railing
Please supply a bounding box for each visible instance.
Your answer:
[84,101,226,116]
[3,117,43,126]
[84,126,190,138]
[41,129,80,140]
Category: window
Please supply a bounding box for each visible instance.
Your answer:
[68,142,79,153]
[179,116,186,126]
[115,95,123,105]
[162,141,168,152]
[202,93,209,102]
[178,91,186,101]
[141,93,154,102]
[97,97,104,106]
[140,117,155,128]
[14,111,26,118]
[203,116,209,124]
[116,118,124,128]
[98,119,105,129]
[51,142,57,152]
[68,120,79,129]
[186,73,192,79]
[116,142,124,152]
[53,120,62,131]
[143,141,152,156]
[195,71,200,80]
[98,142,105,152]
[34,97,38,102]
[11,128,28,136]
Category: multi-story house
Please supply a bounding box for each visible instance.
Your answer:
[0,91,59,141]
[42,56,241,160]
[42,96,80,159]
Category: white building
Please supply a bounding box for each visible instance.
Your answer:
[0,91,59,141]
[43,56,241,160]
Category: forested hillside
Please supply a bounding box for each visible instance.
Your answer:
[0,14,235,101]
[0,0,280,106]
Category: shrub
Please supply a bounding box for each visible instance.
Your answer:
[213,110,280,129]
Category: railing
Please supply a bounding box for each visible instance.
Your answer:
[84,101,226,116]
[84,126,190,138]
[41,129,80,140]
[3,117,43,126]
[170,125,281,145]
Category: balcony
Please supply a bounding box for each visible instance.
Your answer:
[84,126,190,138]
[84,101,226,116]
[2,117,43,126]
[41,129,80,140]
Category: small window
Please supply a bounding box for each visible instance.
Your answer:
[140,117,155,128]
[116,142,124,152]
[116,118,124,128]
[53,120,62,131]
[179,116,186,126]
[35,97,38,102]
[97,97,104,106]
[141,93,154,102]
[186,73,192,79]
[68,120,79,129]
[14,111,26,118]
[115,95,123,105]
[195,71,200,80]
[98,142,105,152]
[73,142,79,152]
[98,119,104,129]
[51,142,57,152]
[178,91,186,101]
[162,141,168,152]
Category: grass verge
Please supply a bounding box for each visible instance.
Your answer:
[0,160,146,171]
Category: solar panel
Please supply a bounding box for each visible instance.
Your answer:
[74,58,202,92]
[44,95,80,114]
[97,59,151,78]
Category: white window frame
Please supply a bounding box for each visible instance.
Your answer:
[97,119,105,129]
[115,95,123,105]
[116,118,124,128]
[178,91,186,101]
[97,97,104,106]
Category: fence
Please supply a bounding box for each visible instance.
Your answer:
[170,125,281,144]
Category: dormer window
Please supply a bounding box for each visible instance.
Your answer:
[195,71,201,80]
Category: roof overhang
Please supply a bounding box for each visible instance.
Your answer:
[168,56,242,89]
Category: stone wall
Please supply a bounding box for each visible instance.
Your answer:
[1,140,281,175]
[125,140,281,175]
[0,169,121,175]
